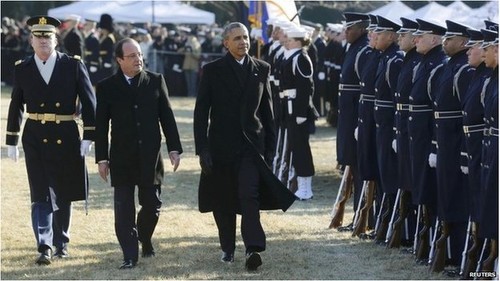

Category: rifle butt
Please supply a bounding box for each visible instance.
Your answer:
[416,226,430,261]
[329,202,346,229]
[430,234,448,272]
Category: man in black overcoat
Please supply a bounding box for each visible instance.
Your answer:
[95,38,183,269]
[193,22,296,271]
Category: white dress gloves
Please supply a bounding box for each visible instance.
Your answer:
[428,153,437,168]
[7,145,19,162]
[80,140,93,157]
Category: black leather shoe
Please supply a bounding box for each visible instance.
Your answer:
[221,251,234,263]
[142,241,155,258]
[337,222,354,232]
[119,260,137,269]
[54,247,69,258]
[35,248,52,265]
[245,252,262,271]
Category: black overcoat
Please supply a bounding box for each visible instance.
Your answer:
[194,53,296,213]
[95,70,183,188]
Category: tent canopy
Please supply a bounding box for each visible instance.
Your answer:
[369,1,413,23]
[48,1,215,25]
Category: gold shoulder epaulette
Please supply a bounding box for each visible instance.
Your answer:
[73,55,82,61]
[15,59,23,66]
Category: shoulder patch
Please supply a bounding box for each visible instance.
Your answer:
[72,55,82,61]
[15,59,23,66]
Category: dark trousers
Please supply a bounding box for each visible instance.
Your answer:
[31,191,72,253]
[213,155,266,254]
[114,185,162,261]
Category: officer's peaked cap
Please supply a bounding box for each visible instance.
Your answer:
[367,14,378,31]
[443,20,471,39]
[27,15,60,34]
[480,28,498,48]
[374,15,400,33]
[343,12,370,28]
[465,28,484,47]
[484,20,499,32]
[398,17,419,34]
[413,19,446,36]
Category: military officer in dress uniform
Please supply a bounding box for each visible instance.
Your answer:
[387,17,422,249]
[335,12,369,232]
[97,14,115,82]
[323,23,345,126]
[279,26,316,200]
[83,19,100,85]
[371,16,403,244]
[408,19,447,263]
[477,27,498,275]
[458,25,492,278]
[429,20,474,273]
[351,14,380,238]
[5,15,96,265]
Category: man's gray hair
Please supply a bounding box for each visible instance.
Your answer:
[222,22,248,40]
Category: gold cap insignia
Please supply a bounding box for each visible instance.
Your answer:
[39,17,47,25]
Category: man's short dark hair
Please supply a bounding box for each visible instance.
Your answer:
[114,37,136,59]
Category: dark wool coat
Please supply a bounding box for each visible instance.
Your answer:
[194,53,296,213]
[95,69,182,188]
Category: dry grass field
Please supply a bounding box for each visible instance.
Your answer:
[0,87,454,280]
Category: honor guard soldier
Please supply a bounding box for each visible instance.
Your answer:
[311,24,327,117]
[323,23,345,126]
[408,19,447,263]
[429,20,474,273]
[83,19,100,85]
[477,27,498,275]
[5,15,96,265]
[279,26,316,200]
[351,14,380,238]
[371,15,404,244]
[387,17,422,249]
[335,12,369,232]
[62,14,84,58]
[458,25,492,278]
[97,13,115,81]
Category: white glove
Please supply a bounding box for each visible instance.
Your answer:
[318,72,326,80]
[103,62,112,68]
[296,117,307,124]
[354,127,358,141]
[80,140,93,157]
[392,139,397,153]
[7,145,19,162]
[428,153,437,168]
[461,166,469,175]
[89,66,98,73]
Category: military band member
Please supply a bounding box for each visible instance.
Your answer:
[409,19,447,263]
[430,20,474,273]
[372,16,403,243]
[336,12,369,232]
[387,17,422,249]
[5,15,96,265]
[280,26,316,200]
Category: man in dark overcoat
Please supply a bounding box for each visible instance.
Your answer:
[5,16,96,265]
[95,38,182,269]
[193,22,296,271]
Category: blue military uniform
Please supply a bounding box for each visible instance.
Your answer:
[432,20,474,267]
[408,19,447,261]
[84,27,100,85]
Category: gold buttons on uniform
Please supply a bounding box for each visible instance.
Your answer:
[57,139,62,144]
[55,102,60,107]
[41,120,46,124]
[56,120,60,124]
[43,139,48,143]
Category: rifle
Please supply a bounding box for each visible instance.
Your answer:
[329,165,353,229]
[352,181,375,237]
[412,205,421,255]
[384,190,402,243]
[475,238,489,274]
[287,153,297,193]
[481,239,498,273]
[459,218,472,276]
[352,181,368,228]
[374,194,390,243]
[272,127,282,175]
[415,205,431,262]
[374,193,386,234]
[388,190,409,248]
[430,221,448,272]
[277,129,289,184]
[463,222,480,278]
